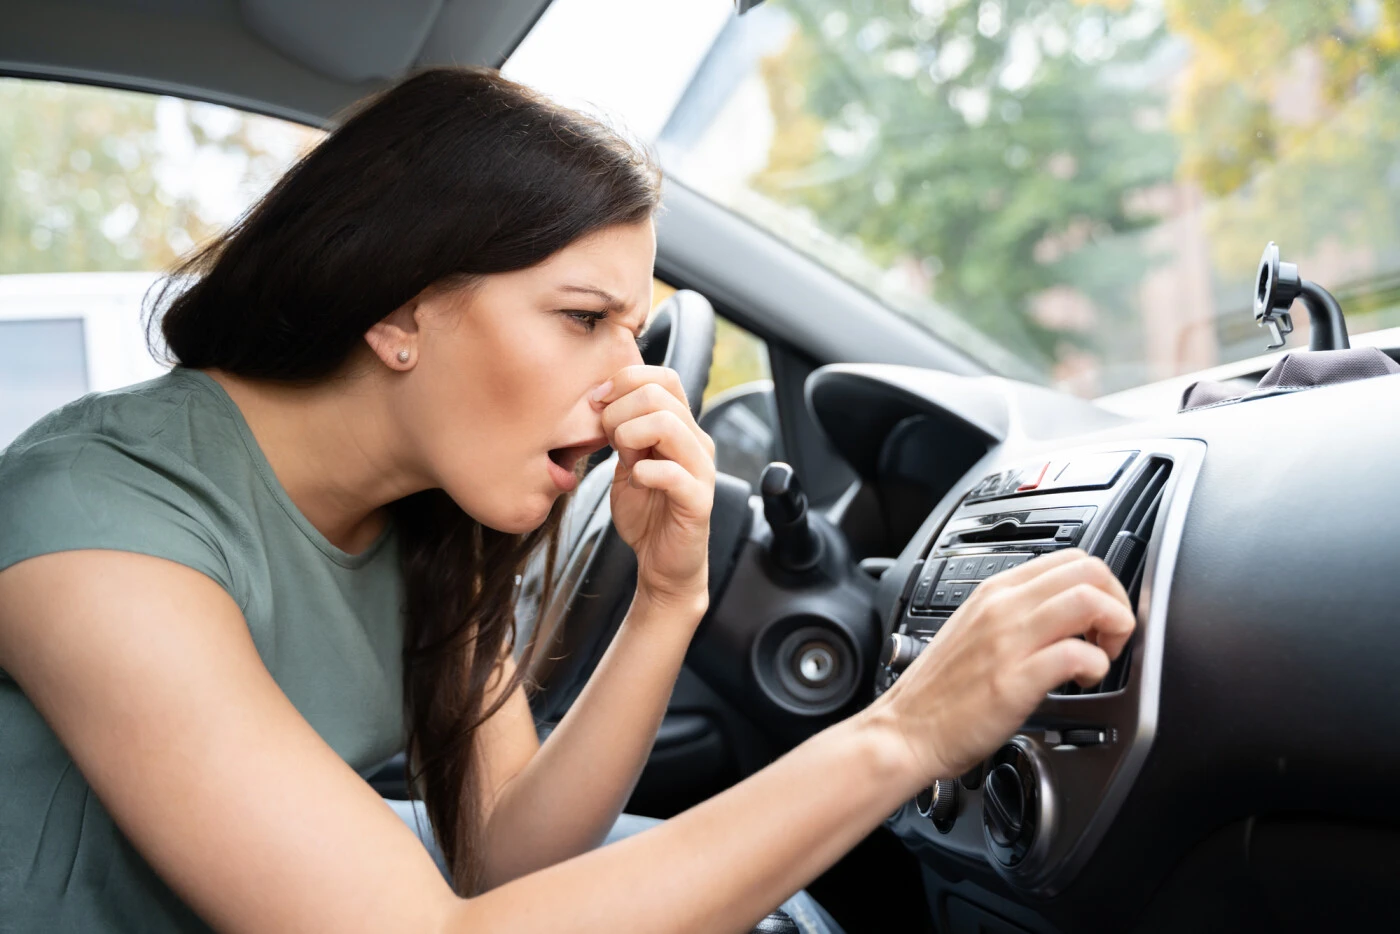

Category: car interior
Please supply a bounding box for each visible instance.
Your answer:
[4,0,1400,931]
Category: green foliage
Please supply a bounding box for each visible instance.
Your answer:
[1168,0,1400,289]
[707,315,772,403]
[753,0,1178,377]
[0,78,316,276]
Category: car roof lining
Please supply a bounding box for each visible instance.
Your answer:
[0,0,554,125]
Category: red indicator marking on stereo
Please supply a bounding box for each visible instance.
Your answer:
[1017,462,1049,491]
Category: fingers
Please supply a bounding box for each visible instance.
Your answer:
[596,367,715,466]
[876,550,1137,782]
[974,550,1135,659]
[622,459,711,516]
[1011,550,1131,613]
[596,365,690,413]
[611,410,714,484]
[601,381,690,430]
[982,546,1084,588]
[1020,637,1112,691]
[601,382,713,463]
[1020,581,1137,660]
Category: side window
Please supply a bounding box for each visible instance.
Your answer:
[653,279,781,487]
[0,78,321,448]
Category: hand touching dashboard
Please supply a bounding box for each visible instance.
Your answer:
[872,549,1135,784]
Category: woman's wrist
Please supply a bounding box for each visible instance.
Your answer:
[842,699,934,802]
[631,581,709,623]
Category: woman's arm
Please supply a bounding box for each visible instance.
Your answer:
[0,544,1131,934]
[472,363,719,886]
[475,591,700,889]
[0,550,903,934]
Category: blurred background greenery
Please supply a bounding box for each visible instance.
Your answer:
[6,0,1400,403]
[726,0,1400,393]
[0,78,318,275]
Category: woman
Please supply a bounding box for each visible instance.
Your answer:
[0,68,1134,933]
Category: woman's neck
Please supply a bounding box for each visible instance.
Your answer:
[205,366,428,554]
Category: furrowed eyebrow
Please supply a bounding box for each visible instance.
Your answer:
[558,285,622,308]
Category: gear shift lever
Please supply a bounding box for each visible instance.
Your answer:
[760,462,823,572]
[751,909,800,933]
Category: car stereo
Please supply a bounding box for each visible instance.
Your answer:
[876,440,1206,897]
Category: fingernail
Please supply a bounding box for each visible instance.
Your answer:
[590,380,613,403]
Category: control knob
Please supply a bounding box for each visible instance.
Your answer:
[879,632,929,674]
[915,779,960,833]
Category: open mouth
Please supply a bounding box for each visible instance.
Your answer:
[547,438,608,474]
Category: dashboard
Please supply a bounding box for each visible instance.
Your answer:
[798,362,1400,933]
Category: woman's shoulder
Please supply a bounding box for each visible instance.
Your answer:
[0,370,247,601]
[0,370,236,515]
[3,368,228,459]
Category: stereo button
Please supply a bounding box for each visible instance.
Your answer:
[972,473,1003,497]
[909,559,944,610]
[911,577,934,607]
[930,579,952,607]
[948,556,980,578]
[977,555,1006,578]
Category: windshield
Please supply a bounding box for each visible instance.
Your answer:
[508,0,1400,397]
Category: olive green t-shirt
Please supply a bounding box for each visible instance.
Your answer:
[0,368,406,932]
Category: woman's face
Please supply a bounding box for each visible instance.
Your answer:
[391,221,655,533]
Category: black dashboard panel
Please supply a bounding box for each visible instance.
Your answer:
[808,363,1400,933]
[807,364,1128,559]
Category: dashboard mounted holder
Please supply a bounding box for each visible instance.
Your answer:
[1254,241,1350,352]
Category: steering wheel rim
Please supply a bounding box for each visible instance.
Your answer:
[522,289,715,723]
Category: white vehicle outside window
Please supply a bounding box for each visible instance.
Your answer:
[0,273,160,446]
[0,78,320,449]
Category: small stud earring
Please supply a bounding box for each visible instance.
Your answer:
[396,349,410,363]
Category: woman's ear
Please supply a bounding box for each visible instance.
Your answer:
[365,299,422,370]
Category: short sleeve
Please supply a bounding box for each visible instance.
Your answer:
[0,434,239,601]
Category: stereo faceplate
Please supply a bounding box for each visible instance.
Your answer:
[880,439,1207,896]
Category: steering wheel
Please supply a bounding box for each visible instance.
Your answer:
[521,290,716,724]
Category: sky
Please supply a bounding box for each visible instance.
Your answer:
[503,0,736,141]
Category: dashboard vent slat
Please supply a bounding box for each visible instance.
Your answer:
[1054,458,1171,696]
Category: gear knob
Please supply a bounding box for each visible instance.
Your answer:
[751,909,800,934]
[760,462,822,572]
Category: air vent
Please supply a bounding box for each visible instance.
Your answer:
[1053,458,1171,695]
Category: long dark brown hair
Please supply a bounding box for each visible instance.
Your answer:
[150,67,661,893]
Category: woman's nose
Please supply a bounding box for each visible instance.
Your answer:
[615,328,645,369]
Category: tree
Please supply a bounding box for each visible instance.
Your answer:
[0,77,318,277]
[751,0,1178,380]
[748,0,1400,389]
[1168,0,1400,298]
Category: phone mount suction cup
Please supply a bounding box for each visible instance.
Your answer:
[1254,241,1350,352]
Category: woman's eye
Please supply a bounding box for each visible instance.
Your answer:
[567,311,607,332]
